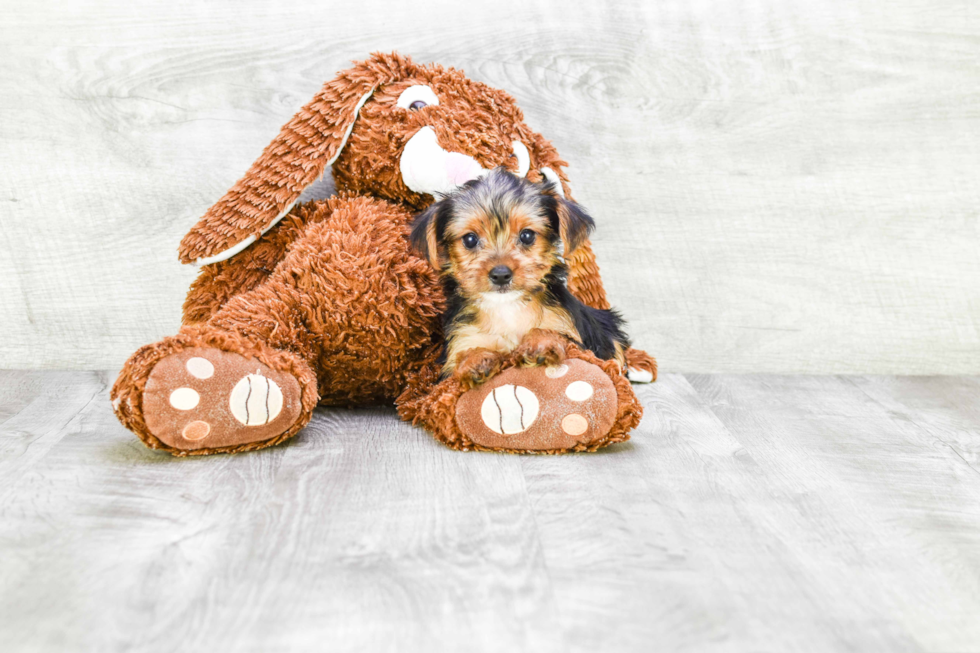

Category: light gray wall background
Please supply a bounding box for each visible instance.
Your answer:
[1,0,978,373]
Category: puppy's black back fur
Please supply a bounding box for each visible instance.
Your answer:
[410,168,632,370]
[544,265,629,361]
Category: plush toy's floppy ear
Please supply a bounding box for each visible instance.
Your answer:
[178,56,404,266]
[409,201,446,270]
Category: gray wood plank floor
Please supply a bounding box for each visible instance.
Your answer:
[1,371,978,652]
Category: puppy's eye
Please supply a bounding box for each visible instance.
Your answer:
[519,229,536,246]
[462,233,479,249]
[409,100,427,111]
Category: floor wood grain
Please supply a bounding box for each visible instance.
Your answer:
[1,371,978,652]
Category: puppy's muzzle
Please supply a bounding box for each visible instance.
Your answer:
[489,265,513,287]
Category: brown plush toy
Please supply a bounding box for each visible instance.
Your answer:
[111,52,657,456]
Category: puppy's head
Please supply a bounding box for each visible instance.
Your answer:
[410,167,594,297]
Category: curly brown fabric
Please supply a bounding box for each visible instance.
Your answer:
[112,52,655,455]
[627,347,659,382]
[397,343,641,454]
[112,325,320,456]
[180,52,611,315]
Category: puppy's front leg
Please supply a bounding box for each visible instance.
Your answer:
[454,348,503,390]
[514,329,567,368]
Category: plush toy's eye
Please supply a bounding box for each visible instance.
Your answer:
[462,233,479,249]
[397,85,440,110]
[519,229,536,246]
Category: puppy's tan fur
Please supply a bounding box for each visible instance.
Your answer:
[426,174,585,385]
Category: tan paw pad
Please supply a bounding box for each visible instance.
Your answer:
[564,380,594,402]
[186,357,215,379]
[456,358,618,452]
[561,413,589,436]
[142,347,303,451]
[229,374,284,426]
[480,384,540,435]
[182,420,211,441]
[169,387,200,410]
[545,364,569,379]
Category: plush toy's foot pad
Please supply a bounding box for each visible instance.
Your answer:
[142,347,304,451]
[455,359,618,452]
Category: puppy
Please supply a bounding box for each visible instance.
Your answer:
[410,167,631,389]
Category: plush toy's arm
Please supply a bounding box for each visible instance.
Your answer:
[182,201,330,324]
[625,347,658,383]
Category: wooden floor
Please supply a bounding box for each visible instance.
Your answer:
[1,371,978,652]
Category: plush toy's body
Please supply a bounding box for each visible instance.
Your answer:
[111,53,656,455]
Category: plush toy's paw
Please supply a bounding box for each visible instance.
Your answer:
[455,358,618,452]
[454,348,503,390]
[514,329,567,368]
[625,347,658,384]
[141,347,305,452]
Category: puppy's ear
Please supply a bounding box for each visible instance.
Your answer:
[546,193,595,256]
[540,178,593,255]
[410,201,447,269]
[557,198,595,254]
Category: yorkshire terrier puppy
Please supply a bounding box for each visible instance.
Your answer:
[411,167,631,389]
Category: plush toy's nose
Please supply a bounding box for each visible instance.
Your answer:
[489,265,513,286]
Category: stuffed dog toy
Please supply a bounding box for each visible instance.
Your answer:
[111,52,657,455]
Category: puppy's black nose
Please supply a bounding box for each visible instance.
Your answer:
[488,265,513,286]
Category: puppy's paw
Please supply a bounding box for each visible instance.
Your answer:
[515,330,567,368]
[454,349,503,390]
